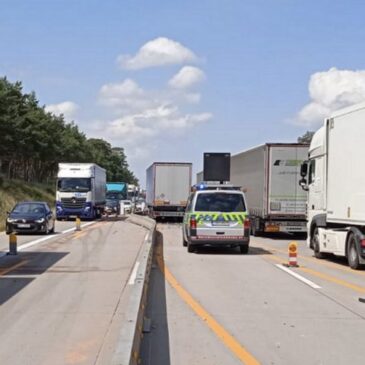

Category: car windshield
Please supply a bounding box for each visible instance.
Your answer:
[57,178,91,192]
[195,193,246,212]
[13,203,45,214]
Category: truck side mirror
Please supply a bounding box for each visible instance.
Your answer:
[299,178,309,191]
[300,161,308,177]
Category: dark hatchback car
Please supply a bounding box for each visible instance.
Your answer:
[6,202,55,235]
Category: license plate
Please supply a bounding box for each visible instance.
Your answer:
[18,224,30,228]
[212,222,229,226]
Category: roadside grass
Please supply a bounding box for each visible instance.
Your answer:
[0,178,55,232]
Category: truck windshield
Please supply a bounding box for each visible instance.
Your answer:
[106,192,123,200]
[195,193,246,212]
[57,178,91,192]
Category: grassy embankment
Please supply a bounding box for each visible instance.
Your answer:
[0,178,55,231]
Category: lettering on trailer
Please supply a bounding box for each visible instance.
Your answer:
[273,159,303,167]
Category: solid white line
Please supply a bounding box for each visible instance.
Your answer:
[128,261,140,285]
[15,221,97,252]
[275,264,321,289]
[144,232,149,241]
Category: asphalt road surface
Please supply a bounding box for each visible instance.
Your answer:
[140,223,365,365]
[0,217,148,365]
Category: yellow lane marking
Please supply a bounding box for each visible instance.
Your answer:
[73,231,87,239]
[156,244,260,365]
[257,242,365,276]
[0,260,28,276]
[264,251,365,294]
[299,267,365,294]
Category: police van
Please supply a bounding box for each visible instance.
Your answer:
[182,183,250,253]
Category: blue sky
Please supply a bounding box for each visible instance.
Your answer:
[2,0,365,185]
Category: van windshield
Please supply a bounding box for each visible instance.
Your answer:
[195,193,246,212]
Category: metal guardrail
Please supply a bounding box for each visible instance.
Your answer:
[112,214,156,365]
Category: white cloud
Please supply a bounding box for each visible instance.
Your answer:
[295,67,365,126]
[168,66,205,89]
[117,37,197,70]
[98,79,157,112]
[45,101,79,120]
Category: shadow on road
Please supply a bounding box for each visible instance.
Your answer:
[0,251,69,305]
[140,230,171,365]
[194,245,272,256]
[0,277,35,305]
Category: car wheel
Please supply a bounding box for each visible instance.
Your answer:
[240,244,249,254]
[6,230,11,235]
[312,227,325,259]
[347,233,361,270]
[183,238,188,247]
[187,242,194,253]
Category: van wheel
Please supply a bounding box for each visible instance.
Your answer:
[187,243,194,253]
[312,227,325,259]
[347,233,361,270]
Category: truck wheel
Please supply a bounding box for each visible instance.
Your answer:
[347,234,361,270]
[312,227,325,259]
[251,218,261,237]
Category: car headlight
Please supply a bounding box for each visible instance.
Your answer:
[7,218,16,223]
[84,206,91,211]
[36,218,45,223]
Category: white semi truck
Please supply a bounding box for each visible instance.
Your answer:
[230,144,309,235]
[300,102,365,269]
[56,163,106,220]
[146,162,192,219]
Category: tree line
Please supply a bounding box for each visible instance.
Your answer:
[0,77,138,184]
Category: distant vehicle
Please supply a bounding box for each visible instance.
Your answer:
[229,143,308,236]
[104,198,120,215]
[182,183,250,253]
[106,182,128,201]
[300,102,365,269]
[120,200,132,214]
[6,201,55,235]
[146,162,192,219]
[56,163,106,220]
[134,198,147,214]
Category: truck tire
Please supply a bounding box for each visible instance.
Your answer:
[251,218,261,237]
[347,233,361,270]
[312,227,325,259]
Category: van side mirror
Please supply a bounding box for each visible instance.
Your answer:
[300,161,308,177]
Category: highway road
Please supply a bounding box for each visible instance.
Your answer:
[141,223,365,365]
[0,217,148,365]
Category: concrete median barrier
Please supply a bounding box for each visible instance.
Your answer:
[112,214,156,365]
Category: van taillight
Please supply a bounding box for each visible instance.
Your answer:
[244,218,250,229]
[190,217,197,229]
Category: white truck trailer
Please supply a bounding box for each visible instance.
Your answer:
[56,163,106,220]
[146,162,192,219]
[300,102,365,269]
[230,143,308,235]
